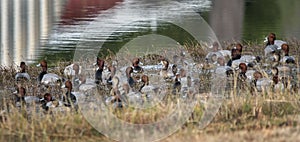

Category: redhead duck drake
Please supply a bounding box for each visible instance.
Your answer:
[37,60,48,82]
[63,63,82,88]
[237,63,249,90]
[264,33,286,49]
[94,57,105,84]
[254,73,273,93]
[264,33,285,61]
[15,62,30,81]
[37,60,62,85]
[131,57,143,73]
[13,86,26,107]
[125,58,144,89]
[41,93,59,111]
[280,44,295,64]
[226,44,242,67]
[61,80,77,107]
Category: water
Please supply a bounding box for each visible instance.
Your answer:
[1,0,300,66]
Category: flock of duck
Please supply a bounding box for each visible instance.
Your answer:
[204,33,298,94]
[9,32,300,113]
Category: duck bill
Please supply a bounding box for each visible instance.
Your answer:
[139,62,143,66]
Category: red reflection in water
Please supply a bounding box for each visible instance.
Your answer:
[60,0,123,25]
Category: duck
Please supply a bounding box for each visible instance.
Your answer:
[63,63,82,89]
[280,44,296,64]
[140,75,159,99]
[231,55,261,70]
[40,93,60,111]
[271,69,285,93]
[37,60,48,82]
[159,59,176,80]
[174,68,195,97]
[64,63,82,77]
[264,33,287,50]
[229,43,261,69]
[254,72,273,93]
[13,86,40,107]
[131,57,144,73]
[205,52,223,65]
[226,43,242,67]
[13,86,26,107]
[207,41,231,60]
[94,57,105,84]
[172,73,182,95]
[269,67,286,92]
[253,69,284,93]
[37,60,62,85]
[77,75,97,92]
[106,76,126,108]
[275,66,297,91]
[126,66,135,88]
[125,58,144,89]
[102,64,116,86]
[61,80,78,107]
[264,33,284,62]
[15,61,30,81]
[237,63,249,90]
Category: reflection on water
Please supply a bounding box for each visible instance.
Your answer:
[1,0,300,66]
[0,0,67,66]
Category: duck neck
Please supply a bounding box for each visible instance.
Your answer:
[139,83,146,92]
[20,68,26,73]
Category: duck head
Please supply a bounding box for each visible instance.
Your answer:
[125,66,133,79]
[132,58,143,72]
[238,63,247,74]
[73,64,80,75]
[281,43,289,56]
[44,93,52,102]
[235,43,243,54]
[37,60,48,72]
[95,57,105,71]
[141,75,149,86]
[62,80,73,92]
[267,33,276,45]
[20,62,26,73]
[271,67,279,76]
[212,41,219,52]
[17,86,26,98]
[161,59,169,70]
[253,71,263,81]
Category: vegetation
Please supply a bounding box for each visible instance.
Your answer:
[0,39,300,142]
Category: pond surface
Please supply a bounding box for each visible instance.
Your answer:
[1,0,300,65]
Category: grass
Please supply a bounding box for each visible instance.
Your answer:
[0,39,300,142]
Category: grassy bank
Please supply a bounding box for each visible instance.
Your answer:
[0,39,300,142]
